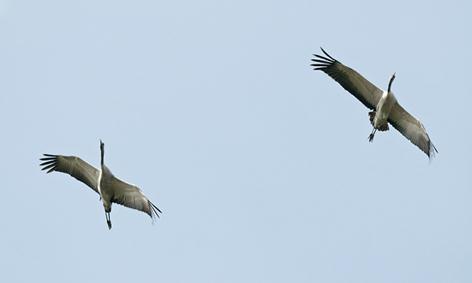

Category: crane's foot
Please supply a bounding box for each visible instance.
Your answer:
[368,128,376,142]
[368,133,375,142]
[105,211,112,230]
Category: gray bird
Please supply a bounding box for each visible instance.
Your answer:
[311,48,437,158]
[40,140,161,229]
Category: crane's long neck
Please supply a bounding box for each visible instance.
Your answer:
[388,73,396,92]
[100,140,105,167]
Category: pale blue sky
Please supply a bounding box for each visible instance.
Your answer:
[1,0,471,282]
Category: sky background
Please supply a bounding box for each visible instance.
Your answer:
[1,0,471,282]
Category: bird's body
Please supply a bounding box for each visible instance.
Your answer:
[374,90,397,130]
[98,164,114,227]
[311,48,437,158]
[98,165,114,211]
[40,140,161,229]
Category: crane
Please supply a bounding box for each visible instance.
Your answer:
[311,48,437,158]
[40,140,162,229]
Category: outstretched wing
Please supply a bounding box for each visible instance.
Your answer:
[110,176,162,219]
[388,103,438,158]
[40,154,100,193]
[311,47,383,110]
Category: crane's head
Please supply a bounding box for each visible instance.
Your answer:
[388,72,396,92]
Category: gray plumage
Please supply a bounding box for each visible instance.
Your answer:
[40,140,161,229]
[311,48,437,158]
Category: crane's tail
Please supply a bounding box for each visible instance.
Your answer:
[368,111,389,131]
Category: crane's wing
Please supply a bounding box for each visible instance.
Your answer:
[311,47,383,110]
[110,176,162,220]
[388,103,438,158]
[40,154,100,193]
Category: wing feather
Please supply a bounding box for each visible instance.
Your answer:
[311,47,383,110]
[40,154,100,193]
[110,177,162,219]
[388,103,438,158]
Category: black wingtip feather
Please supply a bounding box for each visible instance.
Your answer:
[311,58,331,64]
[41,163,55,171]
[310,63,329,67]
[320,47,336,61]
[149,201,162,220]
[311,48,337,72]
[42,154,57,157]
[40,157,55,161]
[154,205,162,214]
[40,154,59,172]
[428,142,438,159]
[39,160,52,166]
[313,54,333,62]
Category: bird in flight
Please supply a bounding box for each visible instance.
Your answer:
[40,140,162,229]
[311,47,437,158]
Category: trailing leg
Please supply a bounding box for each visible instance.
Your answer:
[368,128,377,142]
[105,211,112,230]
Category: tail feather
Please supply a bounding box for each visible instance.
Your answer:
[368,111,389,131]
[379,123,389,131]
